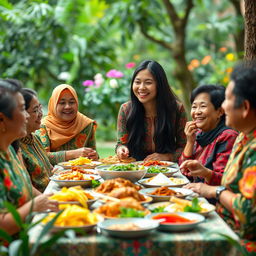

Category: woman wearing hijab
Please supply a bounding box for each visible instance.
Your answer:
[36,84,98,165]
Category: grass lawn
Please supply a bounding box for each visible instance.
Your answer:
[97,141,116,159]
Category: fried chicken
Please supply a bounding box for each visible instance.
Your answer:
[94,198,145,217]
[95,178,141,194]
[108,187,146,201]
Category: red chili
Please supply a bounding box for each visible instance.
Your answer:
[152,213,195,224]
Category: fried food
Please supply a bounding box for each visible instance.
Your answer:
[142,160,169,166]
[57,171,95,181]
[68,157,92,165]
[49,186,94,207]
[108,187,146,201]
[99,155,136,164]
[169,196,209,213]
[150,186,183,197]
[42,204,99,226]
[94,198,146,217]
[95,178,141,194]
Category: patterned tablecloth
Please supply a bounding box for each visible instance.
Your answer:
[30,173,241,256]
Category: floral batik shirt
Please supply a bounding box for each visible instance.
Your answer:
[36,122,97,165]
[0,146,33,211]
[116,101,187,161]
[20,134,52,192]
[218,129,256,255]
[179,129,238,185]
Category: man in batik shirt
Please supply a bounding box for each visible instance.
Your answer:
[182,61,256,255]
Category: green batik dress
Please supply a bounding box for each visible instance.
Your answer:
[0,146,33,211]
[19,134,52,192]
[116,101,187,161]
[36,122,97,165]
[218,129,256,255]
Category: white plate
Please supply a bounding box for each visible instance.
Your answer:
[43,214,104,233]
[146,212,205,231]
[58,161,102,169]
[53,169,97,175]
[98,218,159,238]
[139,187,193,202]
[147,200,216,216]
[50,174,101,187]
[138,177,189,188]
[135,161,177,167]
[144,166,179,178]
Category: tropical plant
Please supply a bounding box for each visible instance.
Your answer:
[0,202,74,256]
[82,62,136,140]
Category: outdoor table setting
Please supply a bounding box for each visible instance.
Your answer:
[29,158,240,256]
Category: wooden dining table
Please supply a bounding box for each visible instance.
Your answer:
[29,170,241,256]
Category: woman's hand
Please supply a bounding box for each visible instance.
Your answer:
[184,183,217,199]
[144,153,173,161]
[180,160,212,182]
[32,194,59,212]
[184,121,197,144]
[66,147,99,160]
[116,145,129,160]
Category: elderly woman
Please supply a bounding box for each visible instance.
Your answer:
[116,60,187,161]
[184,62,256,255]
[0,79,58,235]
[19,88,52,192]
[179,85,238,185]
[36,84,98,165]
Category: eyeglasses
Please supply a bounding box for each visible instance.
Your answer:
[27,104,43,115]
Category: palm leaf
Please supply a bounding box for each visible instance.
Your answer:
[30,210,63,255]
[0,229,12,243]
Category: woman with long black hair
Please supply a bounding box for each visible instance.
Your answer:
[116,60,187,161]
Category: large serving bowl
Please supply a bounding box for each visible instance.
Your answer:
[50,174,101,188]
[96,164,147,182]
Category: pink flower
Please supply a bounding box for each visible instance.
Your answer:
[82,80,94,86]
[106,69,124,78]
[125,62,136,69]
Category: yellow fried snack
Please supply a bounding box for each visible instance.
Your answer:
[57,171,95,181]
[42,204,99,226]
[49,186,94,207]
[169,196,208,212]
[68,157,92,166]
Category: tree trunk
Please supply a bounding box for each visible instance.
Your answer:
[229,0,245,55]
[244,0,256,60]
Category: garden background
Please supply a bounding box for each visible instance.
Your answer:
[0,0,253,158]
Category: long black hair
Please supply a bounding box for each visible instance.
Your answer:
[126,60,179,160]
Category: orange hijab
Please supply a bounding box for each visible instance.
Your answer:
[42,84,93,150]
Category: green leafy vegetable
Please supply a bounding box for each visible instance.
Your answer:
[183,198,202,213]
[147,166,169,173]
[151,206,166,213]
[108,164,144,171]
[91,180,101,188]
[119,207,145,218]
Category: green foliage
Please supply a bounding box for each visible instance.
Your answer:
[0,202,73,256]
[119,207,146,218]
[82,64,135,140]
[183,197,202,213]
